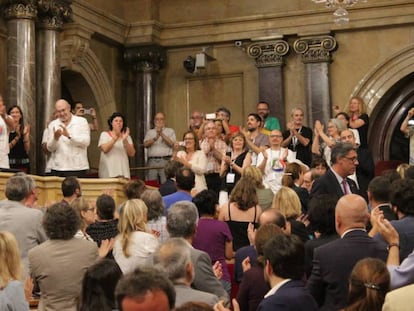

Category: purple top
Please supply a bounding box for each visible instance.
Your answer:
[193,218,233,282]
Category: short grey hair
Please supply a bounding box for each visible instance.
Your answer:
[14,172,36,194]
[331,142,356,164]
[329,118,346,133]
[167,201,199,238]
[153,238,192,284]
[140,189,165,221]
[5,175,29,201]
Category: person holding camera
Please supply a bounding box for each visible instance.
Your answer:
[400,107,414,165]
[98,112,135,178]
[72,101,99,132]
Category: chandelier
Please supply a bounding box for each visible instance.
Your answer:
[311,0,368,24]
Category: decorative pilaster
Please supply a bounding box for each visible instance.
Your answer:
[294,35,337,126]
[35,0,72,174]
[247,39,289,128]
[124,45,166,176]
[3,0,37,172]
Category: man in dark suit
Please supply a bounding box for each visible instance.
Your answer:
[310,142,360,199]
[257,233,318,311]
[340,129,375,201]
[306,194,388,311]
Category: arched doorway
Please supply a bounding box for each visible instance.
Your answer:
[369,72,414,163]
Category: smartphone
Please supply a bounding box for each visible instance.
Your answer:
[83,108,91,115]
[178,141,186,146]
[206,113,216,120]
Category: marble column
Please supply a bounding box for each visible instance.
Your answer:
[3,0,37,171]
[35,0,72,174]
[124,45,166,177]
[247,39,289,128]
[293,35,337,127]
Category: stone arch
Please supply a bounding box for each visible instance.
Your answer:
[351,44,414,161]
[60,34,116,121]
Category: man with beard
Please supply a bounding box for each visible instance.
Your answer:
[257,101,280,134]
[241,113,269,165]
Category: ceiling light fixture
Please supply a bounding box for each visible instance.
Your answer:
[311,0,367,24]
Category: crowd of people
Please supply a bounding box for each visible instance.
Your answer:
[2,94,414,311]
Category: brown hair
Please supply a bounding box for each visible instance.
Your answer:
[229,177,258,211]
[282,162,303,188]
[345,258,390,311]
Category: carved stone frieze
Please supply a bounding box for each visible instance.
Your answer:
[3,0,37,20]
[124,45,167,72]
[36,0,72,30]
[247,40,289,67]
[293,35,337,64]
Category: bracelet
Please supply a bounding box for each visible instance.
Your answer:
[387,243,400,251]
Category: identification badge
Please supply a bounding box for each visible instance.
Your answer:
[226,173,235,184]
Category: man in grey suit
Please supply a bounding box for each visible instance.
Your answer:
[167,201,229,305]
[0,175,47,276]
[154,237,219,307]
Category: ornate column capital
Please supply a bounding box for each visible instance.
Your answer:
[293,35,337,64]
[124,45,167,72]
[36,0,72,30]
[247,40,289,67]
[3,0,37,20]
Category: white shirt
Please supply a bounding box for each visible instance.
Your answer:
[0,116,10,168]
[264,279,292,298]
[47,115,90,171]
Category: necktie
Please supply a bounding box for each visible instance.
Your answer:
[342,179,349,194]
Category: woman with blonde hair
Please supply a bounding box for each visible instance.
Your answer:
[219,177,262,251]
[0,231,29,310]
[346,96,369,149]
[113,199,158,273]
[71,197,96,241]
[242,166,273,210]
[272,186,309,242]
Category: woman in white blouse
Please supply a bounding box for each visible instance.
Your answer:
[113,199,158,274]
[98,112,135,179]
[174,130,207,195]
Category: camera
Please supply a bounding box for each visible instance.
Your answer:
[205,113,216,120]
[183,56,196,74]
[178,141,186,147]
[83,108,91,115]
[235,41,242,47]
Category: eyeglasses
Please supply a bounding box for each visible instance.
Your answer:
[344,156,358,163]
[184,137,194,141]
[86,207,96,212]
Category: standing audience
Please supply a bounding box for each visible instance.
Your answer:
[98,112,135,179]
[8,105,30,172]
[141,189,169,243]
[0,94,16,168]
[347,96,369,149]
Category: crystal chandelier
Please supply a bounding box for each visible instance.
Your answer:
[311,0,368,24]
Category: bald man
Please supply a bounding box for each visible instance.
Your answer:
[46,99,90,177]
[306,194,387,311]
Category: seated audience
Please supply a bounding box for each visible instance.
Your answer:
[71,197,97,241]
[167,201,229,304]
[237,224,282,311]
[113,199,158,274]
[175,301,214,311]
[79,259,123,311]
[272,186,309,243]
[0,231,30,311]
[159,160,183,196]
[256,233,318,311]
[242,166,273,210]
[192,190,233,295]
[219,177,262,251]
[29,203,99,311]
[304,194,339,277]
[154,238,219,307]
[115,267,176,311]
[86,194,119,247]
[344,258,390,311]
[163,167,195,211]
[141,189,169,242]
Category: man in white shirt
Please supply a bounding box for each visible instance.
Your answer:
[0,94,16,168]
[47,99,90,177]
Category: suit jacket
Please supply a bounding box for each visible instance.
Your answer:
[356,147,375,200]
[382,284,414,311]
[0,200,47,277]
[190,247,229,305]
[29,238,99,311]
[306,230,388,311]
[257,280,318,311]
[234,245,257,283]
[310,168,359,200]
[174,284,219,307]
